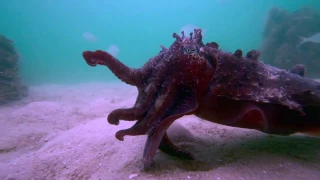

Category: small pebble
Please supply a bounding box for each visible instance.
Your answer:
[129,174,139,179]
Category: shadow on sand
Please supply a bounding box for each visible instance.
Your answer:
[147,124,320,172]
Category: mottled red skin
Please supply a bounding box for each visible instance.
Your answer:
[82,29,320,169]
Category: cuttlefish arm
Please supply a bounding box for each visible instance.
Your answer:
[113,78,197,168]
[82,50,141,86]
[142,88,198,168]
[82,50,166,125]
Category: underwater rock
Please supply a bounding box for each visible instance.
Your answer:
[260,6,320,78]
[0,34,28,104]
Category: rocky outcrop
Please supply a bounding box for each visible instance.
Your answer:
[260,7,320,78]
[0,35,28,104]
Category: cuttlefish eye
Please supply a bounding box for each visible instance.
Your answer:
[182,46,199,55]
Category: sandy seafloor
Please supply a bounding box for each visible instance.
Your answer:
[0,81,320,180]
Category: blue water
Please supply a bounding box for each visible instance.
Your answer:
[1,0,319,85]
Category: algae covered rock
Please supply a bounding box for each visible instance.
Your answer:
[0,34,28,104]
[260,6,320,78]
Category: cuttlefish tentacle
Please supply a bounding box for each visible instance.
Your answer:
[143,99,197,169]
[107,107,145,125]
[109,47,183,124]
[114,78,177,141]
[108,89,152,125]
[81,50,151,124]
[90,47,179,125]
[110,56,176,123]
[82,50,169,124]
[107,88,159,125]
[142,83,200,168]
[82,50,141,86]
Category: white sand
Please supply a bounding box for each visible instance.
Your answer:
[0,82,320,180]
